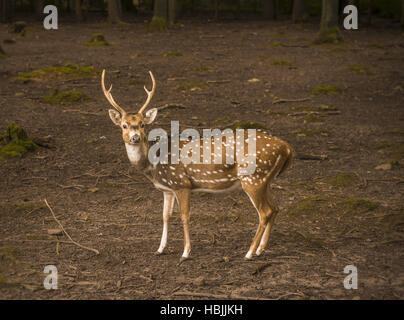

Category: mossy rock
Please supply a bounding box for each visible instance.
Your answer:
[313,27,343,44]
[0,123,38,159]
[375,142,404,161]
[9,21,27,34]
[348,65,373,75]
[337,198,379,214]
[43,88,88,105]
[85,33,109,46]
[311,86,340,95]
[288,196,326,216]
[272,59,292,66]
[149,17,169,32]
[328,173,357,187]
[231,121,268,130]
[17,64,100,82]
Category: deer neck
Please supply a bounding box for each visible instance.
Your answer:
[125,142,150,170]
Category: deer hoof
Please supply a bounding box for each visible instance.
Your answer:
[178,256,191,265]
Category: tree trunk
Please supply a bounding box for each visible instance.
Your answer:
[314,0,342,44]
[75,0,83,22]
[154,0,168,20]
[367,0,372,25]
[263,0,276,20]
[1,0,14,22]
[107,0,121,24]
[292,0,307,23]
[401,0,404,27]
[153,0,179,24]
[35,0,45,20]
[168,0,180,23]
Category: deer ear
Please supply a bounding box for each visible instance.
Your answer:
[144,108,158,124]
[109,109,121,126]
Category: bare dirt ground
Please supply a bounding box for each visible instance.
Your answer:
[0,15,403,300]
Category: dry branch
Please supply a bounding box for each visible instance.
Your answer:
[43,199,99,255]
[272,97,311,104]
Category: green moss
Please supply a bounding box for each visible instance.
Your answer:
[313,26,343,44]
[0,246,18,263]
[328,173,357,187]
[231,121,267,130]
[288,197,326,216]
[375,142,404,161]
[265,110,288,116]
[311,86,340,95]
[16,202,44,214]
[164,51,183,57]
[15,76,31,83]
[17,64,100,82]
[195,65,215,72]
[318,104,338,111]
[176,81,206,91]
[337,198,379,214]
[348,65,372,75]
[0,53,7,59]
[272,59,292,66]
[149,17,169,32]
[0,123,38,159]
[0,274,19,288]
[303,113,322,123]
[43,88,88,105]
[292,129,328,137]
[85,33,109,46]
[271,40,286,47]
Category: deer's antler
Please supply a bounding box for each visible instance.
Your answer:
[138,71,156,114]
[101,69,126,116]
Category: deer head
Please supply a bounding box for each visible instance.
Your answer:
[102,70,158,146]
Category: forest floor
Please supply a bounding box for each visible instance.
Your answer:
[0,15,403,300]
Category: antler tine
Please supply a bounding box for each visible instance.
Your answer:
[138,71,156,114]
[101,69,126,115]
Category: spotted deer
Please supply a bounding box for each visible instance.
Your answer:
[102,70,294,262]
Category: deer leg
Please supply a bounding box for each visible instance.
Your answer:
[242,184,271,260]
[156,191,175,255]
[175,189,191,262]
[256,188,279,256]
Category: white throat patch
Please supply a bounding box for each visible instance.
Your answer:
[125,143,142,164]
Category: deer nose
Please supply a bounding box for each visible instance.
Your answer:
[130,133,141,144]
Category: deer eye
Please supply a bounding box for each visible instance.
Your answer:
[122,124,127,129]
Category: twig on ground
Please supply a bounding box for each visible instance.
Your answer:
[43,199,100,255]
[296,154,328,161]
[57,184,85,190]
[63,109,103,116]
[157,103,187,111]
[206,80,231,84]
[272,97,311,104]
[172,290,271,300]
